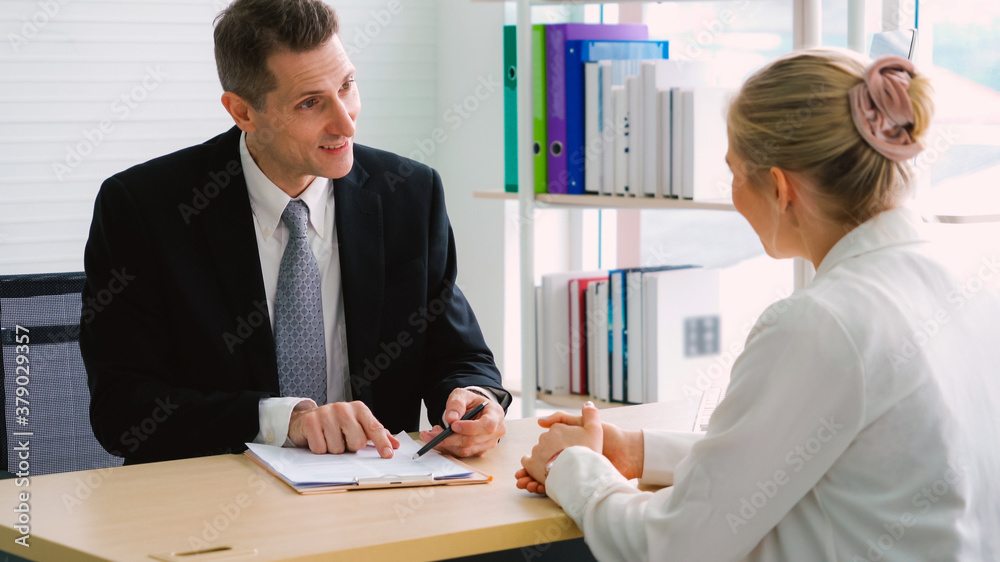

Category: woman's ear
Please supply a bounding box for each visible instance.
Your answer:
[769,166,796,214]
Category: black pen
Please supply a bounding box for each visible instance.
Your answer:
[412,402,487,459]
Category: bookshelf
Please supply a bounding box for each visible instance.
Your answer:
[481,0,997,419]
[473,191,737,211]
[490,0,824,418]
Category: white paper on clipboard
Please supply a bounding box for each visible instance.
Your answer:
[245,432,472,489]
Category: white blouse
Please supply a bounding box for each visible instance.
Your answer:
[545,207,1000,561]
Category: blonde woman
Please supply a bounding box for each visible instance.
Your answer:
[516,49,1000,561]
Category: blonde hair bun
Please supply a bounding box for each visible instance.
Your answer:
[727,47,935,226]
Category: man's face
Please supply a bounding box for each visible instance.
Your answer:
[246,34,360,193]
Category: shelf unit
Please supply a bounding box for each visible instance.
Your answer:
[484,0,997,418]
[494,0,825,418]
[473,191,736,211]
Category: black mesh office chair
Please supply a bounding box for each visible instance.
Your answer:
[0,272,122,476]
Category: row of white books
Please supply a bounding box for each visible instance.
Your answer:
[584,59,735,201]
[536,266,722,404]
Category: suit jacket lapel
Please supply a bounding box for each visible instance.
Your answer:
[334,160,382,405]
[196,127,278,393]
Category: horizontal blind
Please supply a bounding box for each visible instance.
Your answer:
[0,0,436,274]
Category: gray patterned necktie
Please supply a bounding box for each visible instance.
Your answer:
[274,200,327,405]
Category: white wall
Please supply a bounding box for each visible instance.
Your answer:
[431,0,506,375]
[0,0,446,272]
[0,0,508,376]
[339,0,437,155]
[0,0,233,273]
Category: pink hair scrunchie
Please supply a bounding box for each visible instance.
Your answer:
[848,56,922,162]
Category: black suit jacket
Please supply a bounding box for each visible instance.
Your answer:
[81,126,506,464]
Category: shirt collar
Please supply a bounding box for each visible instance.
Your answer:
[815,206,929,278]
[240,131,331,240]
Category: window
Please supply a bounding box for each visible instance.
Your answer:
[914,0,1000,295]
[914,1,1000,220]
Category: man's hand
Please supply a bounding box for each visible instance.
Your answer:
[288,401,400,458]
[418,388,506,457]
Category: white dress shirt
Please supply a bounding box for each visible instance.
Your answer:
[240,132,351,446]
[545,207,1000,561]
[240,133,499,447]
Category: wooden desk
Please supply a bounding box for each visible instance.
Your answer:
[0,401,695,561]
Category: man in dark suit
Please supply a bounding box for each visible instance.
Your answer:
[81,0,509,465]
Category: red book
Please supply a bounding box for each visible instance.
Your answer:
[569,276,609,395]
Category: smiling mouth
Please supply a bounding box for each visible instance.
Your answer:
[320,141,348,150]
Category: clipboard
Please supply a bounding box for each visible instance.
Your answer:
[243,432,492,495]
[245,450,491,494]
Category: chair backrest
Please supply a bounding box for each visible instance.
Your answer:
[0,272,123,475]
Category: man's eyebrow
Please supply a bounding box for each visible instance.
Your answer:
[292,69,356,99]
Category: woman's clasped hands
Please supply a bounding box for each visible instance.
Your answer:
[516,402,644,495]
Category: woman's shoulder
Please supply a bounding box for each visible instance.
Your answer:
[745,290,847,346]
[806,242,961,331]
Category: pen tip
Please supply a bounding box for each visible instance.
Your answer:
[412,453,420,460]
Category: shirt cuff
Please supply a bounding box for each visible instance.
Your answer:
[545,446,630,523]
[254,397,316,447]
[465,385,512,410]
[638,429,705,487]
[464,385,498,403]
